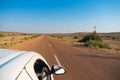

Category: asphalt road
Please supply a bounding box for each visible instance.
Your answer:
[11,35,120,80]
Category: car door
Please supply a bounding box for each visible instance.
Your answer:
[25,54,52,80]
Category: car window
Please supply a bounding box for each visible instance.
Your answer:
[34,59,51,80]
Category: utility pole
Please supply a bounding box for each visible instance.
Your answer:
[93,26,96,34]
[94,26,96,32]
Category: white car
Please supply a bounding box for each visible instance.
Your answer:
[0,49,65,80]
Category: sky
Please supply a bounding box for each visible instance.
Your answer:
[0,0,120,33]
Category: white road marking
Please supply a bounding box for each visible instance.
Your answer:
[54,55,62,66]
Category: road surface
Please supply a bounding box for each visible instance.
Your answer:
[10,35,120,80]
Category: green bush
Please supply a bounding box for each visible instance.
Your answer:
[74,35,80,39]
[84,40,110,49]
[31,34,40,38]
[78,31,111,49]
[79,32,102,42]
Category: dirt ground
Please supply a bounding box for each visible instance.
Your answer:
[10,35,120,80]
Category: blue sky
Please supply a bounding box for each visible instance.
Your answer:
[0,0,120,33]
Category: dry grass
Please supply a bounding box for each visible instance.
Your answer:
[0,32,41,49]
[1,31,120,55]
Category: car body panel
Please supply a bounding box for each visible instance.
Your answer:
[0,49,35,80]
[25,53,44,80]
[0,49,45,80]
[0,49,63,80]
[17,69,32,80]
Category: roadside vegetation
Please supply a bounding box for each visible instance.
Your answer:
[79,31,110,49]
[0,32,41,49]
[0,33,4,37]
[50,32,120,55]
[1,31,120,55]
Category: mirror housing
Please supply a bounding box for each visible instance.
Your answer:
[51,65,66,75]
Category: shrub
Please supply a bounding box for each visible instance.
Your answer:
[51,35,57,37]
[74,35,80,39]
[23,37,29,40]
[31,34,40,38]
[79,32,102,42]
[111,36,116,40]
[111,36,120,41]
[100,43,110,49]
[84,40,110,49]
[4,42,7,45]
[11,37,15,41]
[116,51,120,55]
[56,35,63,39]
[0,33,4,37]
[19,41,23,43]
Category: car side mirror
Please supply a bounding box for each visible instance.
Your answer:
[51,65,66,75]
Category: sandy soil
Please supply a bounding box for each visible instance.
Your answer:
[10,35,120,80]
